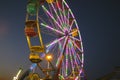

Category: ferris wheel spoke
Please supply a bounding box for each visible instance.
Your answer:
[62,59,65,76]
[68,44,75,76]
[46,36,65,48]
[70,49,83,78]
[56,36,68,67]
[70,28,78,35]
[71,44,82,65]
[40,23,64,35]
[50,3,64,31]
[48,3,53,16]
[40,6,59,32]
[50,3,63,27]
[42,5,63,32]
[41,30,57,37]
[65,44,69,76]
[71,48,78,66]
[39,18,58,37]
[43,5,61,31]
[71,44,83,67]
[69,40,82,69]
[70,36,81,42]
[76,53,83,65]
[38,16,60,36]
[66,9,70,30]
[38,16,47,25]
[39,14,58,35]
[62,0,67,25]
[70,40,84,74]
[49,42,57,53]
[63,0,77,32]
[67,10,70,23]
[56,0,65,25]
[56,0,69,31]
[65,2,83,48]
[41,27,61,37]
[70,39,83,53]
[63,0,75,19]
[69,19,75,32]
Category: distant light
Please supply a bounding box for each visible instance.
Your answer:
[47,55,52,60]
[30,63,37,70]
[40,53,45,58]
[46,54,53,61]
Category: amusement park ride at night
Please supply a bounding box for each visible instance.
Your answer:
[13,0,86,80]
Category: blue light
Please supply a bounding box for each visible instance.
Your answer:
[30,63,37,70]
[40,53,45,58]
[46,43,55,53]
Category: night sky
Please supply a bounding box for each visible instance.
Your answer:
[0,0,120,80]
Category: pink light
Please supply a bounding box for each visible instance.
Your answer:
[56,0,64,24]
[40,23,64,35]
[46,36,65,48]
[70,36,81,42]
[51,3,63,27]
[70,42,78,68]
[42,5,63,32]
[68,42,75,76]
[56,36,68,67]
[71,39,83,53]
[65,44,68,76]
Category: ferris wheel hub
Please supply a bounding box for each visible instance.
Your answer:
[64,30,69,36]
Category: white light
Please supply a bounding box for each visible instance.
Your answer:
[13,68,22,80]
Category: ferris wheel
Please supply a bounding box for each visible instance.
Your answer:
[18,0,84,80]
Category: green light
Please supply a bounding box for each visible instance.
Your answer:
[27,3,37,15]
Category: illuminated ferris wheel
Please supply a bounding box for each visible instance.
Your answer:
[17,0,85,80]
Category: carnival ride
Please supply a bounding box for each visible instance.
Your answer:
[14,0,85,80]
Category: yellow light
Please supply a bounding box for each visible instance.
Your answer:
[46,54,53,61]
[46,0,54,3]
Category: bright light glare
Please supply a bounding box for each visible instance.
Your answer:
[13,68,22,80]
[46,54,53,61]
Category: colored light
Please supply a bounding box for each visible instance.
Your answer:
[40,23,64,35]
[46,36,65,48]
[42,5,63,31]
[46,54,53,61]
[30,63,37,70]
[13,68,22,80]
[51,3,63,28]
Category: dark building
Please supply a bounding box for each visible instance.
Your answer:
[97,66,120,80]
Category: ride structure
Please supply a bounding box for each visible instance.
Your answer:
[14,0,85,80]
